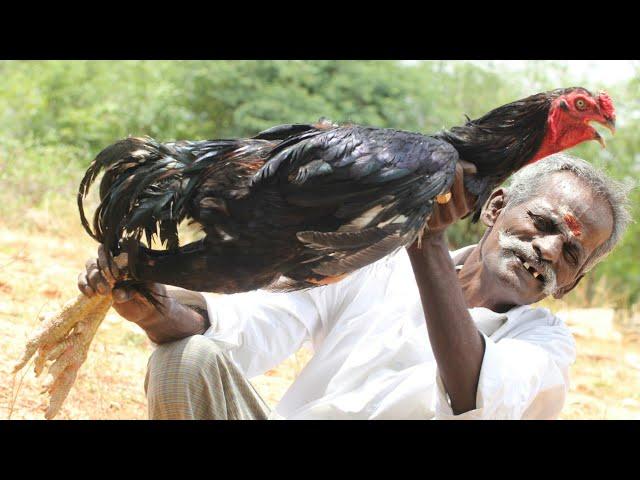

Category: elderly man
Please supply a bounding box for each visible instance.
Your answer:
[79,153,630,420]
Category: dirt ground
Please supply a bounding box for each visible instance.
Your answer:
[2,223,639,420]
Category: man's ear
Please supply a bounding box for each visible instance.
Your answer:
[553,274,585,299]
[481,188,507,227]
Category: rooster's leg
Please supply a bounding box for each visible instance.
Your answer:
[13,293,112,419]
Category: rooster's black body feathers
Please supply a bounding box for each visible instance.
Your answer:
[79,123,458,293]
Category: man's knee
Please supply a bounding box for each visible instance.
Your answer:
[145,334,268,420]
[145,335,224,400]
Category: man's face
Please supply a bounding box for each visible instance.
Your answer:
[478,172,614,306]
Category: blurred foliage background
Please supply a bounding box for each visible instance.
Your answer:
[0,60,637,304]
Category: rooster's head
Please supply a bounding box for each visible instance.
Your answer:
[532,88,616,162]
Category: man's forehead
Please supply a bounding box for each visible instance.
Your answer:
[538,172,611,215]
[544,172,599,204]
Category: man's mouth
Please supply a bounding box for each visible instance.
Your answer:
[498,231,559,296]
[514,254,545,283]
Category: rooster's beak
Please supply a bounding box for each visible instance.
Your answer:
[591,117,616,149]
[604,118,616,135]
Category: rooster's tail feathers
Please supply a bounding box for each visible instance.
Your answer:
[79,137,165,240]
[78,136,213,257]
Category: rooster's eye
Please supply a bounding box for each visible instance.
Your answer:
[575,98,587,111]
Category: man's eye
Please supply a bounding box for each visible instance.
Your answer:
[564,247,578,265]
[528,211,554,232]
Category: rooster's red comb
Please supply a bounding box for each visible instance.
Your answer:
[598,91,616,120]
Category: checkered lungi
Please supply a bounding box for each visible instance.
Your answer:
[145,335,271,420]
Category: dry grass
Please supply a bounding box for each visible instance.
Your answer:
[560,331,640,419]
[2,219,639,420]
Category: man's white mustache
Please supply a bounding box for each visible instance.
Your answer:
[498,231,558,296]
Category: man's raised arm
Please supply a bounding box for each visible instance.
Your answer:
[406,161,484,415]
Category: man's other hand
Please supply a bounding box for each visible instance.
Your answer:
[77,245,166,325]
[424,160,478,237]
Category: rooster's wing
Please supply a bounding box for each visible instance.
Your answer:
[251,125,459,285]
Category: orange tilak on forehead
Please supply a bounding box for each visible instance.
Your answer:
[564,212,582,237]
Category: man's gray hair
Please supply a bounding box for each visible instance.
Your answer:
[503,153,632,273]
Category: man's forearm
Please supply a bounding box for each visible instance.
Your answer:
[136,288,210,344]
[407,235,485,415]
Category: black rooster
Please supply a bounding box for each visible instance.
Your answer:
[78,87,616,296]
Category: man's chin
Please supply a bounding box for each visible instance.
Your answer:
[493,256,542,305]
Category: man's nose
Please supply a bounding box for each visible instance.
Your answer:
[532,234,563,263]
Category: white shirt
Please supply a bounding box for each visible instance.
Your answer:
[202,246,576,420]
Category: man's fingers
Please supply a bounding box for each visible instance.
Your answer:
[440,203,454,225]
[459,160,477,175]
[87,268,111,296]
[97,245,118,285]
[452,166,465,196]
[85,258,97,275]
[454,161,478,210]
[447,165,469,212]
[77,272,95,298]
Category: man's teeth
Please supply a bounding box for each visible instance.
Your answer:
[520,258,542,280]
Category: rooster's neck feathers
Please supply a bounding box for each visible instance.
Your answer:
[435,87,587,184]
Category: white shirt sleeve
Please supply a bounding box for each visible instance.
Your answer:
[435,309,576,420]
[201,288,323,378]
